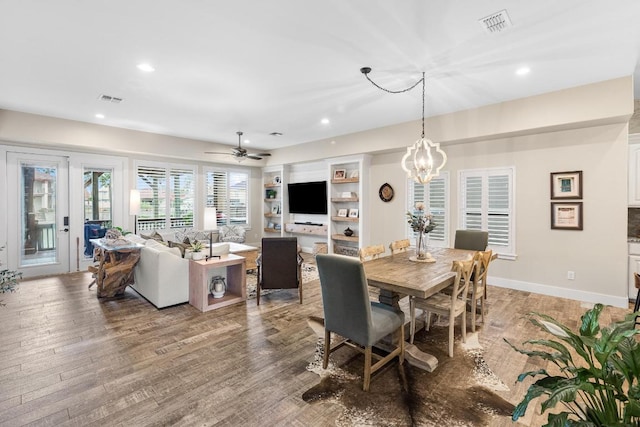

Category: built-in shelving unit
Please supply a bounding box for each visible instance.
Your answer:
[327,155,371,257]
[262,166,286,236]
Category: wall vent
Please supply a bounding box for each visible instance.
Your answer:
[479,9,512,33]
[98,94,123,103]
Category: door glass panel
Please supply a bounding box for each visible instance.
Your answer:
[83,169,112,258]
[20,163,57,266]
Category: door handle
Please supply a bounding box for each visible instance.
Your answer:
[60,227,69,232]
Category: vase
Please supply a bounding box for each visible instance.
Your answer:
[192,252,204,261]
[412,231,435,263]
[416,231,428,260]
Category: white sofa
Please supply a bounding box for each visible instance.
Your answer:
[126,235,190,308]
[124,231,253,309]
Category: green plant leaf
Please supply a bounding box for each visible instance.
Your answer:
[525,339,572,363]
[512,383,549,421]
[516,369,549,383]
[579,303,603,337]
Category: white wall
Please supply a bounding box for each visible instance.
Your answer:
[0,76,633,305]
[363,124,628,307]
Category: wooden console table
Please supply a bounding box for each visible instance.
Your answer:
[189,254,247,312]
[89,239,143,298]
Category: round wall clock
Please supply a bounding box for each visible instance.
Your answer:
[378,183,394,202]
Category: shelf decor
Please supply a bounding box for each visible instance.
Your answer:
[550,170,582,199]
[333,169,346,180]
[551,202,583,230]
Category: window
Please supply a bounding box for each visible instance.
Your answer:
[459,167,515,259]
[408,173,449,247]
[83,169,112,223]
[205,168,249,227]
[135,162,195,231]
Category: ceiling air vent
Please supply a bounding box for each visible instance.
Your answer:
[479,9,512,33]
[98,94,123,103]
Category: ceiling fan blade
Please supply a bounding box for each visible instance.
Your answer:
[204,151,233,155]
[249,152,271,157]
[246,155,263,160]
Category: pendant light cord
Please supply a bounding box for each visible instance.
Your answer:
[360,67,426,138]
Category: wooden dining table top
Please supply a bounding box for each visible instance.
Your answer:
[363,247,477,299]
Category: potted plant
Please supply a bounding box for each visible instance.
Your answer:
[190,241,204,260]
[505,304,640,426]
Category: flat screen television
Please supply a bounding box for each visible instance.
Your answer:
[287,181,328,215]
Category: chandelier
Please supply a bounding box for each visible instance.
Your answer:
[360,67,447,184]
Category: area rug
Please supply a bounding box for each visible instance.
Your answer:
[303,318,514,426]
[246,263,318,299]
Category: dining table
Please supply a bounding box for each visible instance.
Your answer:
[363,246,477,372]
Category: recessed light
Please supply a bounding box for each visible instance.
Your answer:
[269,132,283,136]
[321,118,330,125]
[95,113,105,119]
[515,66,530,76]
[137,63,155,72]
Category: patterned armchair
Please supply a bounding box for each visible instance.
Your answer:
[219,225,246,243]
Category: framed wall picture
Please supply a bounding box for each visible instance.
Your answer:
[551,202,583,230]
[337,208,348,217]
[348,208,359,218]
[333,169,346,180]
[550,171,582,199]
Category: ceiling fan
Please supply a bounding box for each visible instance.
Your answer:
[205,131,271,161]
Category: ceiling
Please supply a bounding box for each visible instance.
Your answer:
[1,0,640,155]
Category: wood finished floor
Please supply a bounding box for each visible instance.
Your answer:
[0,266,630,426]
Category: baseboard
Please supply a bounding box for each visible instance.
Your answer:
[489,276,629,308]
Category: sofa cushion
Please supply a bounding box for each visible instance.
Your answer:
[219,225,246,243]
[141,230,165,242]
[174,228,210,244]
[146,238,181,257]
[168,240,191,257]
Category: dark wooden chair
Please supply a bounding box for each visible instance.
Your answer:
[256,237,302,305]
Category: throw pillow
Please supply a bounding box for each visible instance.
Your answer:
[168,241,190,258]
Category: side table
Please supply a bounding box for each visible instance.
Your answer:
[189,254,247,312]
[89,239,143,298]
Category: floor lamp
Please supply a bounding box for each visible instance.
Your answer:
[130,189,141,235]
[204,207,219,260]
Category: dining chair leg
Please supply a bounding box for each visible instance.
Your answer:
[399,325,405,364]
[363,346,372,392]
[471,300,476,332]
[425,310,432,331]
[461,309,467,344]
[409,297,416,344]
[448,318,454,358]
[323,328,330,369]
[480,297,485,326]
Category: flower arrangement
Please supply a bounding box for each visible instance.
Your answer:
[406,202,436,234]
[406,202,436,261]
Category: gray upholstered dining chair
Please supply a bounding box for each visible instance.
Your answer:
[454,230,489,251]
[256,237,302,305]
[316,254,405,391]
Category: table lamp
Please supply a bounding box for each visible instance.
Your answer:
[129,189,141,234]
[204,207,219,260]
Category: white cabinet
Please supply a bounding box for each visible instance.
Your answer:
[628,134,640,206]
[629,242,640,301]
[327,155,371,257]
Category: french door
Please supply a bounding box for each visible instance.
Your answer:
[7,152,70,277]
